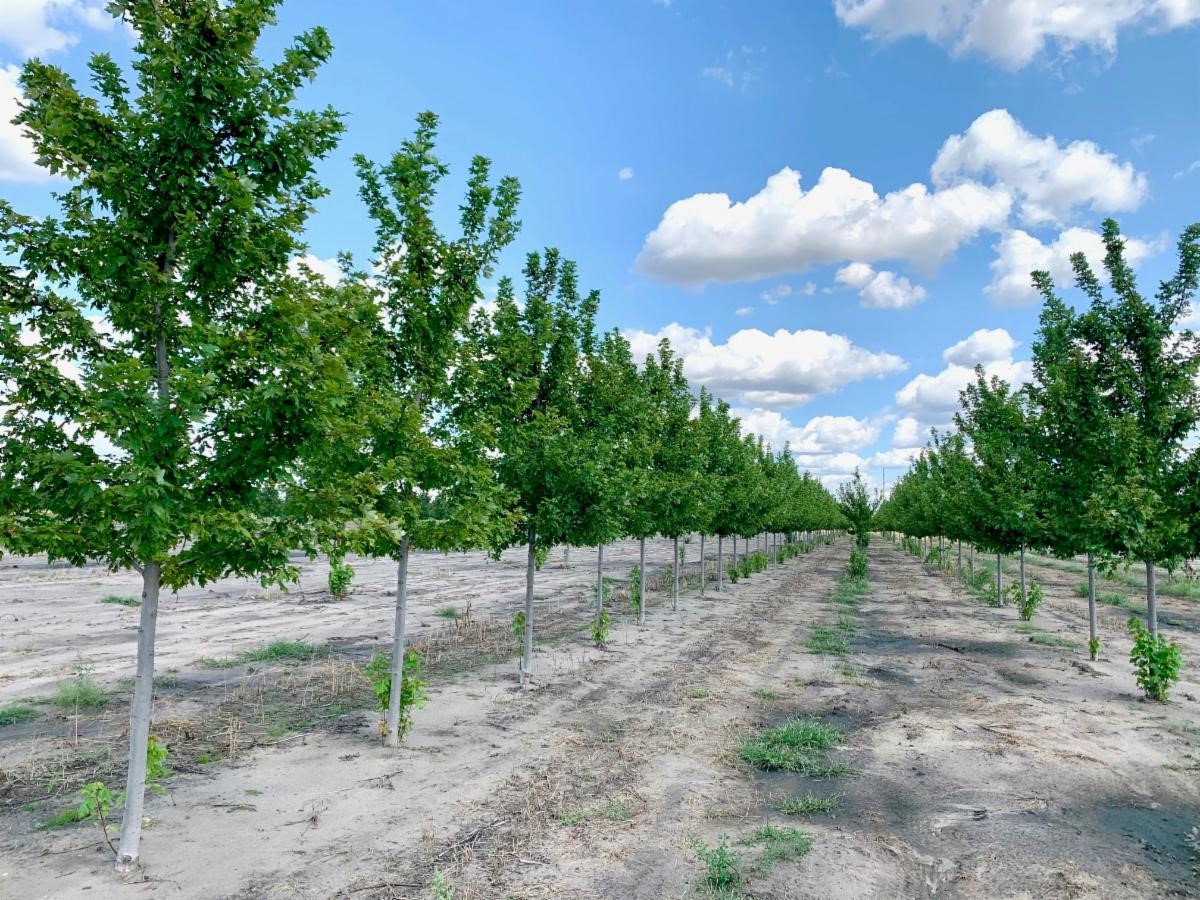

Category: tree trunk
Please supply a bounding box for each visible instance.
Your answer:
[1146,559,1159,640]
[564,545,570,566]
[520,523,536,686]
[699,534,706,596]
[672,536,679,610]
[969,544,975,574]
[1087,552,1098,656]
[732,535,737,571]
[1019,546,1026,607]
[717,535,723,591]
[638,538,647,626]
[116,562,162,871]
[596,543,604,621]
[384,537,411,748]
[957,539,963,572]
[996,552,1003,605]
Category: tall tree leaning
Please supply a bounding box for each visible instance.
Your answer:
[0,0,345,869]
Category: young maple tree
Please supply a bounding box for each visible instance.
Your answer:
[0,0,347,868]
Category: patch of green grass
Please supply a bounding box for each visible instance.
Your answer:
[772,793,842,816]
[753,688,780,701]
[807,625,849,656]
[688,688,712,700]
[1029,632,1078,650]
[739,717,850,776]
[50,676,107,710]
[435,606,459,620]
[1014,621,1038,634]
[556,796,630,825]
[738,825,812,873]
[829,574,870,606]
[199,640,325,669]
[836,612,857,634]
[99,594,140,607]
[604,797,629,821]
[0,702,37,726]
[39,806,87,829]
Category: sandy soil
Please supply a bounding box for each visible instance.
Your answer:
[2,538,1199,899]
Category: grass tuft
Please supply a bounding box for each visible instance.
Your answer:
[435,606,458,620]
[99,594,140,607]
[1029,632,1078,650]
[772,792,842,816]
[739,825,812,873]
[51,676,107,710]
[199,640,325,669]
[739,716,849,776]
[0,703,37,727]
[807,625,848,656]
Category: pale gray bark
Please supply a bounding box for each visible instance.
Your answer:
[637,538,647,626]
[520,523,536,685]
[996,552,1004,605]
[672,536,679,610]
[1087,552,1098,653]
[717,535,723,591]
[1019,546,1026,606]
[699,534,706,597]
[596,543,604,622]
[116,562,162,870]
[384,537,411,748]
[1147,559,1159,640]
[957,539,963,572]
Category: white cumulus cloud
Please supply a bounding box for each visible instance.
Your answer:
[625,322,906,410]
[985,227,1153,306]
[833,0,1200,69]
[0,0,114,59]
[932,109,1147,227]
[834,262,926,309]
[636,165,1010,285]
[0,65,46,183]
[618,167,635,181]
[732,408,882,454]
[942,328,1018,366]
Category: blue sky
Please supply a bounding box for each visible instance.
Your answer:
[2,1,1199,489]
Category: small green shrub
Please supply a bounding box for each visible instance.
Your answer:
[431,870,456,900]
[240,641,323,664]
[847,548,868,579]
[1128,617,1182,702]
[363,649,429,739]
[328,556,354,596]
[727,565,740,584]
[689,835,742,891]
[807,625,848,656]
[0,703,36,726]
[629,566,642,611]
[435,606,458,620]
[592,607,611,648]
[1088,636,1101,661]
[99,594,140,607]
[1018,581,1042,621]
[512,611,526,647]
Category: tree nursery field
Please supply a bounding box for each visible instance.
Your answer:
[3,538,1200,898]
[3,2,1200,899]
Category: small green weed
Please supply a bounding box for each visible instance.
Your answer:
[739,825,812,873]
[591,607,612,648]
[753,688,780,701]
[1029,633,1077,650]
[363,649,429,740]
[435,606,459,620]
[240,641,323,663]
[629,566,642,611]
[847,548,868,579]
[51,675,107,710]
[807,625,848,656]
[1088,636,1101,660]
[690,835,742,892]
[1018,581,1042,621]
[773,792,842,815]
[0,703,36,726]
[512,611,526,646]
[431,869,456,900]
[99,595,139,607]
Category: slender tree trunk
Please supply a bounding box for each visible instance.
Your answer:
[1019,546,1026,607]
[969,544,975,574]
[564,546,570,566]
[700,533,706,596]
[957,539,963,573]
[596,543,604,621]
[638,538,647,626]
[520,523,536,686]
[717,535,723,591]
[1087,552,1098,656]
[996,552,1003,605]
[384,537,411,748]
[116,562,162,870]
[733,535,737,571]
[672,536,679,610]
[1147,559,1159,640]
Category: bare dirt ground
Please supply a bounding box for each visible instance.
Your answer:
[2,537,1200,899]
